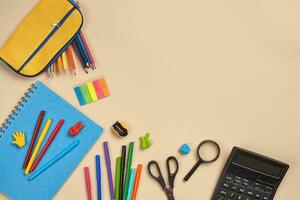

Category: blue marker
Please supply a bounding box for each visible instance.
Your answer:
[96,155,102,200]
[28,140,80,181]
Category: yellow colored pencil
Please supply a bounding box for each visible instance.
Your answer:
[25,119,52,175]
[62,51,68,71]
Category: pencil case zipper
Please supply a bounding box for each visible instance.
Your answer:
[17,6,77,73]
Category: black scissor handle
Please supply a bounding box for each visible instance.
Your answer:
[148,160,166,190]
[166,156,179,189]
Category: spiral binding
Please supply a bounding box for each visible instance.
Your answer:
[0,83,37,138]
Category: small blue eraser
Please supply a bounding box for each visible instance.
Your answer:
[179,144,191,155]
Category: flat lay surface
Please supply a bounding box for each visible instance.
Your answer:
[0,0,299,199]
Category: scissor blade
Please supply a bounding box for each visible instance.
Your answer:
[164,188,175,200]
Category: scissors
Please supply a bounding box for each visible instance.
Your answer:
[147,156,179,200]
[184,140,220,181]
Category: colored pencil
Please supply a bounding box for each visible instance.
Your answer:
[76,34,92,67]
[74,37,90,68]
[51,63,55,74]
[56,56,63,74]
[126,168,136,200]
[123,142,134,199]
[25,119,52,174]
[28,140,80,181]
[79,31,95,68]
[115,157,121,200]
[96,155,102,200]
[103,142,114,200]
[131,164,142,200]
[23,111,45,169]
[72,42,88,73]
[120,145,126,200]
[62,51,68,71]
[66,45,77,75]
[84,167,93,200]
[30,119,64,172]
[47,66,51,77]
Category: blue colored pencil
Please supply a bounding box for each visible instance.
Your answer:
[28,140,80,181]
[72,42,88,73]
[96,155,102,200]
[76,34,93,66]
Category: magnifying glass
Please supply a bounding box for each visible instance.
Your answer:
[183,140,221,182]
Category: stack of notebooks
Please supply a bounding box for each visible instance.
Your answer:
[0,81,103,200]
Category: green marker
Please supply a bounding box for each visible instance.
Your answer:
[115,157,121,200]
[123,142,134,200]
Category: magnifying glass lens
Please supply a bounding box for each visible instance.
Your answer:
[198,142,220,162]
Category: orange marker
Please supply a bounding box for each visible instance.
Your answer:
[98,78,110,97]
[66,45,77,75]
[131,164,142,200]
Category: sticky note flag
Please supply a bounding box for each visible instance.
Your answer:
[86,82,98,102]
[74,86,86,106]
[80,84,92,104]
[98,78,110,97]
[92,80,105,99]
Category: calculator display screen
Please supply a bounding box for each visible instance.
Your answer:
[234,153,282,178]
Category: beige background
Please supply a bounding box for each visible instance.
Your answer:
[0,0,299,199]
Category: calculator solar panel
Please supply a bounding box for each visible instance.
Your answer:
[212,147,289,200]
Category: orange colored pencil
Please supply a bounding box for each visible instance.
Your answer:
[56,56,63,75]
[66,45,77,75]
[131,164,142,200]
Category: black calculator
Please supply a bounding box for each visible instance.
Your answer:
[212,147,289,200]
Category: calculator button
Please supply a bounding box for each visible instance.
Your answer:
[238,187,245,194]
[242,182,249,186]
[262,197,269,200]
[236,194,243,200]
[254,193,260,199]
[220,189,228,196]
[226,176,233,181]
[244,197,252,200]
[223,182,230,188]
[228,192,236,198]
[231,185,238,191]
[216,196,225,200]
[234,179,242,184]
[246,191,254,196]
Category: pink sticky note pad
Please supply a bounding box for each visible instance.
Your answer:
[92,80,105,99]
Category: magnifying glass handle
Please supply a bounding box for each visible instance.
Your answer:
[183,160,202,182]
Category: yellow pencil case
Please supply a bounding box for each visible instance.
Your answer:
[0,0,83,77]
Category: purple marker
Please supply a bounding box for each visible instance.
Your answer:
[103,142,114,200]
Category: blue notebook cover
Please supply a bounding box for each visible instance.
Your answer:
[0,81,103,200]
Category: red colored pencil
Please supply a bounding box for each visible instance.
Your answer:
[79,31,95,68]
[84,167,93,200]
[23,111,45,169]
[30,119,64,172]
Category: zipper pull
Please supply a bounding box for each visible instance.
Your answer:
[52,23,60,28]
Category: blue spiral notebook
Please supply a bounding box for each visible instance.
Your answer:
[0,81,103,200]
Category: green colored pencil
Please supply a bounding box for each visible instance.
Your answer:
[123,142,134,200]
[115,157,121,200]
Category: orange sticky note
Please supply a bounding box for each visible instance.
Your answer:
[98,78,110,97]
